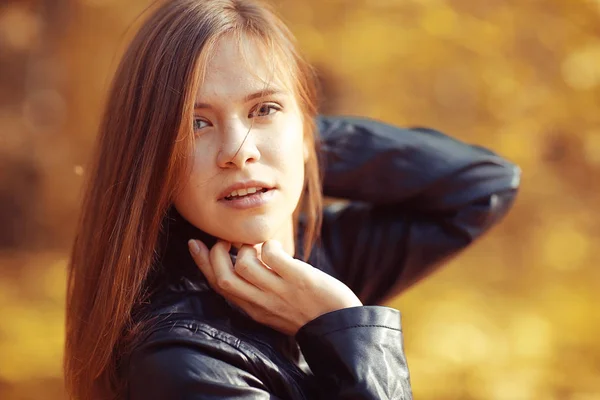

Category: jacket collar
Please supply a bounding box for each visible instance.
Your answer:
[153,206,218,290]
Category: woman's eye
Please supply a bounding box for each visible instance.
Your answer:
[193,118,210,131]
[249,103,280,118]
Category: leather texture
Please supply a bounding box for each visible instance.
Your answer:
[124,116,520,399]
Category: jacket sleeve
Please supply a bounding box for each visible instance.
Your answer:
[127,307,413,399]
[296,306,412,400]
[317,116,521,304]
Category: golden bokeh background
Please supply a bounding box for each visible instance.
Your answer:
[1,0,599,399]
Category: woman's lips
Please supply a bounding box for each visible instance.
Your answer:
[218,188,275,210]
[217,180,274,200]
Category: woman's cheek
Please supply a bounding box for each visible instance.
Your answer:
[272,119,305,161]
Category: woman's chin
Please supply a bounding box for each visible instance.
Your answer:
[205,214,293,247]
[226,232,272,246]
[216,226,276,247]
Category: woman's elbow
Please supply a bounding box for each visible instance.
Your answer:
[454,187,519,241]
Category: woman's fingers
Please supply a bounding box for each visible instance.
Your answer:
[260,240,306,280]
[189,239,303,286]
[188,239,213,280]
[188,239,259,300]
[235,245,282,291]
[208,240,264,300]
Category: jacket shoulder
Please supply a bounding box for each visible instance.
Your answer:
[130,317,265,371]
[126,318,272,398]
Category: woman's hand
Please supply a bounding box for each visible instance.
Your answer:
[188,239,363,336]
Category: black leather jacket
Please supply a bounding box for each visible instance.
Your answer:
[124,116,520,399]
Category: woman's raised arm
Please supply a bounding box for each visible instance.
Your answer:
[317,116,521,304]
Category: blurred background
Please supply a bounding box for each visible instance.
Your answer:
[1,0,599,398]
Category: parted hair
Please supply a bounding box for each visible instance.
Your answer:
[64,0,322,398]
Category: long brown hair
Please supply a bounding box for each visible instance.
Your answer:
[64,0,322,398]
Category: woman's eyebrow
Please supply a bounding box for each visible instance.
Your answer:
[194,88,284,109]
[243,88,283,102]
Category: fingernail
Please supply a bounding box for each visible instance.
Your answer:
[188,239,200,255]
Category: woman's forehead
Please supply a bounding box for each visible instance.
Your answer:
[194,33,294,104]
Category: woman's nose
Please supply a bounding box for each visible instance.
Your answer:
[216,119,261,169]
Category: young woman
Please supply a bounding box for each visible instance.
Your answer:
[64,0,520,398]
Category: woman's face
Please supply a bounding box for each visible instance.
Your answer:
[173,34,307,249]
